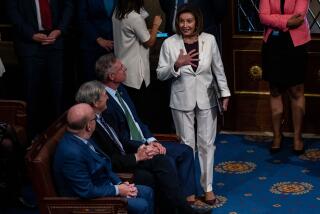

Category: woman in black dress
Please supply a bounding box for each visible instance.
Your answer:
[259,0,311,154]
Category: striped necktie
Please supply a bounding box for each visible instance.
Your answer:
[98,116,126,155]
[115,91,144,141]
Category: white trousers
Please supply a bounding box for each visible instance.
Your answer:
[171,106,217,192]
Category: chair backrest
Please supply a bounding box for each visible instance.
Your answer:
[0,99,27,146]
[25,113,67,201]
[0,100,27,127]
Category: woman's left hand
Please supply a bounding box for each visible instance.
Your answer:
[222,97,229,111]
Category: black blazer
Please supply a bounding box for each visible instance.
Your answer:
[6,0,74,56]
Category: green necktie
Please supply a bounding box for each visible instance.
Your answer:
[115,91,144,141]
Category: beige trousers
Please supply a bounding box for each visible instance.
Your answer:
[172,106,217,192]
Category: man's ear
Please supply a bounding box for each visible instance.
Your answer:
[109,73,115,81]
[85,122,91,132]
[92,102,98,109]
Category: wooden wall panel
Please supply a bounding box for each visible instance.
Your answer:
[231,94,272,132]
[233,50,268,92]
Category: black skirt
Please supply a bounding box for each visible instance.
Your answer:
[261,31,308,87]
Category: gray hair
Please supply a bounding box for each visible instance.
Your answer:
[75,80,106,105]
[95,53,117,82]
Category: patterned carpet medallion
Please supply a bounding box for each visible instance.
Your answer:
[198,134,320,214]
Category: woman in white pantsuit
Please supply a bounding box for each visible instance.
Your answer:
[156,4,230,205]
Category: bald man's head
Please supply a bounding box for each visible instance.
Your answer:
[67,103,95,131]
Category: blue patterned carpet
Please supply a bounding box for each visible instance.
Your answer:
[2,133,320,214]
[201,134,320,214]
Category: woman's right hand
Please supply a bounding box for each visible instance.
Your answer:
[286,14,304,29]
[174,49,199,70]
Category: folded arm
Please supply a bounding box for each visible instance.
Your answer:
[259,0,309,31]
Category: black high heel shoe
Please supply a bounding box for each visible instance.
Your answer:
[269,134,283,154]
[293,148,305,155]
[293,141,305,155]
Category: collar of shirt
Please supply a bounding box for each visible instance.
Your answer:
[96,113,102,121]
[105,86,129,116]
[73,134,89,146]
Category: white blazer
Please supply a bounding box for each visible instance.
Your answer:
[157,33,230,111]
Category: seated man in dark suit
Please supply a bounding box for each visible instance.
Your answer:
[75,81,212,214]
[53,103,154,214]
[94,54,203,200]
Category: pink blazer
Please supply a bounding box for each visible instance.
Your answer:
[259,0,311,47]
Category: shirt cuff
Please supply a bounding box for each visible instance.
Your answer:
[171,65,181,77]
[146,137,157,143]
[115,185,119,195]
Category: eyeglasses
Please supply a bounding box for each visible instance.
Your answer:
[117,64,127,72]
[122,65,127,72]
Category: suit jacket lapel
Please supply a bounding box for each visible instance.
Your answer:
[195,34,204,74]
[69,133,107,163]
[30,0,39,29]
[118,86,138,121]
[107,91,127,122]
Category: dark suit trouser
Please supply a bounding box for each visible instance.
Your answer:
[160,142,196,197]
[20,46,63,139]
[137,155,194,214]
